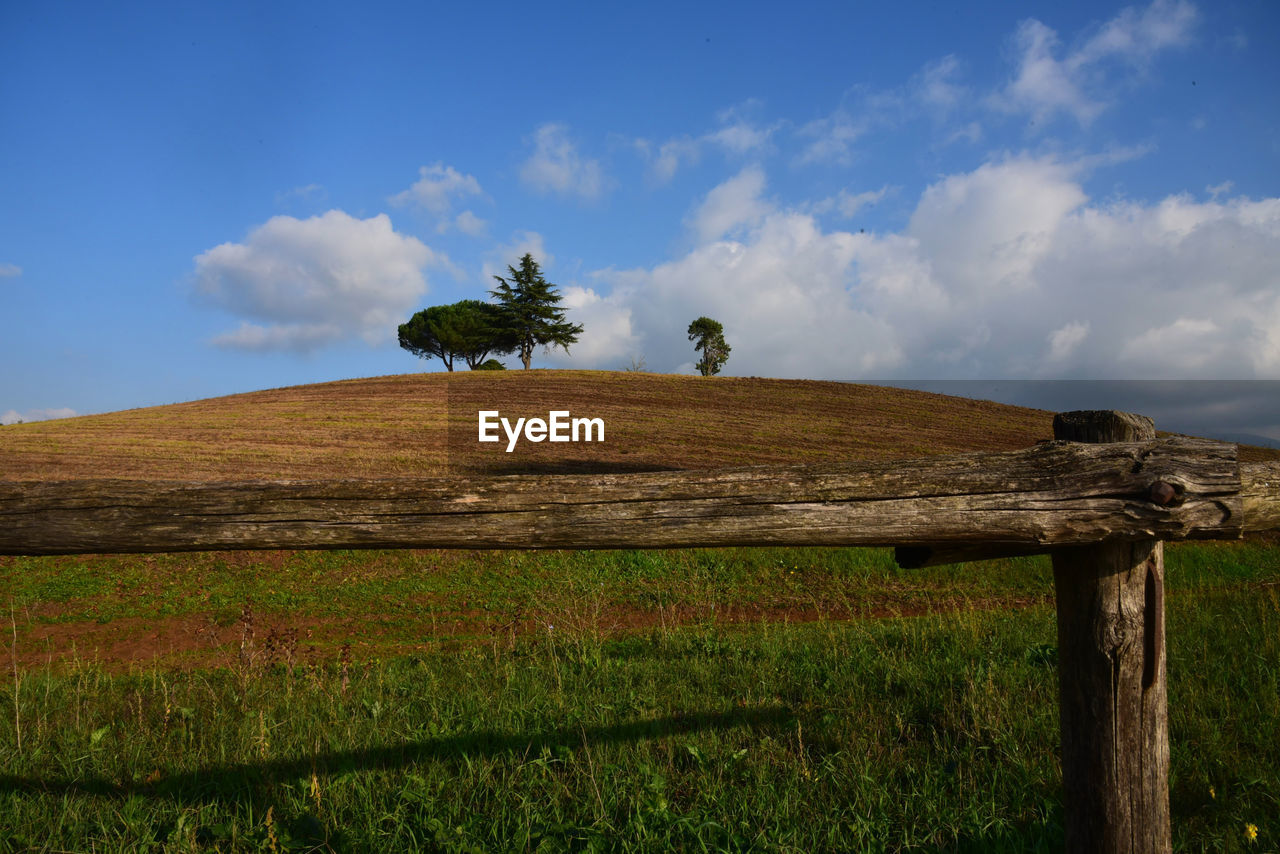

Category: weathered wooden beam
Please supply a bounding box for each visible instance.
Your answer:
[895,456,1280,568]
[0,436,1258,556]
[1242,461,1280,534]
[1051,411,1171,852]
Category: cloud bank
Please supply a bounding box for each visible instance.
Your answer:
[565,154,1279,381]
[194,211,440,352]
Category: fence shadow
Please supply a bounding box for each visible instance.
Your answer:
[0,705,794,807]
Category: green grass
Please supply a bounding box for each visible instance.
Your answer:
[0,543,1277,851]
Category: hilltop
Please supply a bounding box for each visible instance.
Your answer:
[1,371,1271,481]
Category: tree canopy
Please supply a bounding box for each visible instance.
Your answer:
[490,254,582,370]
[397,300,516,371]
[687,316,731,376]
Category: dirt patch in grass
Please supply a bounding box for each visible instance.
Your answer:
[8,593,1054,674]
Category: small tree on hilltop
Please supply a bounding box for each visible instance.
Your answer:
[490,254,583,370]
[687,316,731,376]
[399,304,459,371]
[450,300,518,369]
[398,300,516,371]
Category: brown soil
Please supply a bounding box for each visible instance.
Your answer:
[8,594,1054,674]
[0,371,1065,481]
[4,371,1271,482]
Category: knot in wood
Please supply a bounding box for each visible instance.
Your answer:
[1147,481,1178,507]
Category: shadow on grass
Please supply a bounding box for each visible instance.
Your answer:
[0,705,794,805]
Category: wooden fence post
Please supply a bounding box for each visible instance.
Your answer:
[1052,410,1171,852]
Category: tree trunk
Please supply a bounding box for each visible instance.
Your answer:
[1051,410,1171,853]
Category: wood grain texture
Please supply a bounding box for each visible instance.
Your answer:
[0,437,1262,556]
[1051,412,1171,853]
[1242,461,1280,534]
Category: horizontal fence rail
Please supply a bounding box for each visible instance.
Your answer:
[1,437,1274,556]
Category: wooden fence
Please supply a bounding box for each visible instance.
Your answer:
[3,410,1279,852]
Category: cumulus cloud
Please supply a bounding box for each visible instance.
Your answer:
[2,407,76,425]
[390,163,484,217]
[545,284,639,367]
[992,0,1197,125]
[0,262,21,278]
[194,210,440,352]
[580,155,1280,382]
[520,124,609,200]
[687,165,771,243]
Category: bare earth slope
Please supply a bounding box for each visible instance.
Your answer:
[0,371,1060,481]
[1,370,1274,482]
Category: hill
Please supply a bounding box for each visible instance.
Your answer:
[1,371,1273,481]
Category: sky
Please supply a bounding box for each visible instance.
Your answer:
[2,0,1278,440]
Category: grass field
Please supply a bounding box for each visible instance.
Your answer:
[2,372,1277,851]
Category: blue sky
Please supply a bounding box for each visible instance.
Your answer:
[2,1,1278,437]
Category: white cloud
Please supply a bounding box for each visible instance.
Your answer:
[946,122,984,145]
[687,165,771,243]
[520,124,609,200]
[707,102,778,154]
[1075,0,1197,63]
[210,322,345,352]
[640,136,700,183]
[1047,321,1090,362]
[796,111,867,167]
[812,186,890,219]
[2,407,76,425]
[915,55,967,112]
[1118,317,1223,373]
[0,262,21,278]
[796,57,975,166]
[992,0,1197,126]
[581,156,1280,382]
[454,210,487,237]
[544,284,639,367]
[194,210,440,352]
[482,231,553,285]
[997,19,1104,125]
[390,163,484,216]
[1206,181,1234,201]
[908,156,1087,297]
[638,102,779,183]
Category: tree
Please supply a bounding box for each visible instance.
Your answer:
[449,300,518,369]
[687,316,731,376]
[398,300,516,371]
[490,254,583,370]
